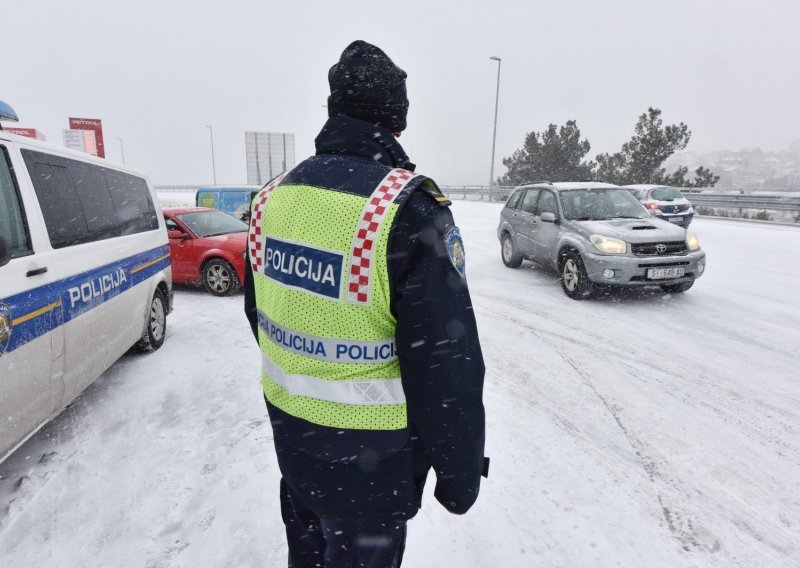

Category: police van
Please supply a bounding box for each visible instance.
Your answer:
[0,101,172,462]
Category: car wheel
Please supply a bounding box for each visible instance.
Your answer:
[137,288,167,352]
[202,258,240,296]
[660,281,693,294]
[560,251,594,299]
[501,234,523,268]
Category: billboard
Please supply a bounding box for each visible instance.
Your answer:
[245,131,295,185]
[5,127,47,141]
[63,129,98,156]
[68,117,105,158]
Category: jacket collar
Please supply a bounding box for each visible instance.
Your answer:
[314,116,416,172]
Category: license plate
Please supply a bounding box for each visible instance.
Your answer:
[669,216,684,223]
[647,267,685,279]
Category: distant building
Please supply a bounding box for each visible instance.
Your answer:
[667,143,800,190]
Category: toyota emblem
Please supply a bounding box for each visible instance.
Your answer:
[655,244,667,254]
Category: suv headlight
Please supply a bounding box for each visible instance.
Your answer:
[686,232,701,251]
[590,234,627,254]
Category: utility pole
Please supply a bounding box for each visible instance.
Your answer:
[489,56,502,201]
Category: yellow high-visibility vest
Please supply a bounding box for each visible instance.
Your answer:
[249,161,424,430]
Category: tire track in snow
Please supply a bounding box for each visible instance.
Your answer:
[480,304,725,557]
[480,292,800,466]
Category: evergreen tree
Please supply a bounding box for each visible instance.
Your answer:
[658,166,720,188]
[596,107,692,185]
[499,120,595,185]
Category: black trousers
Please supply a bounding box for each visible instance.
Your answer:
[280,479,407,568]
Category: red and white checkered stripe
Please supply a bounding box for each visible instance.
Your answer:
[249,172,290,274]
[348,168,418,304]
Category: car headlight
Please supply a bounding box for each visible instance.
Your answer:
[241,251,247,260]
[686,232,700,251]
[590,234,627,254]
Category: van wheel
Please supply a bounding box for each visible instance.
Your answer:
[202,259,240,296]
[501,234,523,268]
[560,251,594,300]
[138,288,167,352]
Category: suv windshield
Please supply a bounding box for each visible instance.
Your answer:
[650,187,685,201]
[560,188,650,221]
[177,210,248,237]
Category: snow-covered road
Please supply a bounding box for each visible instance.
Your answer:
[1,201,798,567]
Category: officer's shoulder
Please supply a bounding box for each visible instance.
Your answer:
[392,180,455,243]
[413,177,452,208]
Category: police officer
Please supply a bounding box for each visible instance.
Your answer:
[244,40,487,567]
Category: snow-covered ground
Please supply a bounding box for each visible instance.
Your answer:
[1,200,798,567]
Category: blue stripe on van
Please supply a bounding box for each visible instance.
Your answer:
[0,244,170,356]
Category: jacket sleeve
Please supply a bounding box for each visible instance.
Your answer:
[389,189,487,515]
[243,249,259,343]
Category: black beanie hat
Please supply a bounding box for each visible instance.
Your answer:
[327,40,409,133]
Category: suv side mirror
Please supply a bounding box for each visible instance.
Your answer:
[540,211,558,223]
[0,235,11,267]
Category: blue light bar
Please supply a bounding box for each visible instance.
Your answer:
[0,101,19,123]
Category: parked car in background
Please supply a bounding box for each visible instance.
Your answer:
[497,182,706,299]
[624,185,694,228]
[1,100,171,462]
[195,186,260,222]
[163,207,248,296]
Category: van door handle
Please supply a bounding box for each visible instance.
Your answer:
[26,266,48,277]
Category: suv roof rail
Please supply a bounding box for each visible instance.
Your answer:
[0,101,19,129]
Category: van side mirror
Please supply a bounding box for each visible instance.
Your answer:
[0,235,11,267]
[540,211,558,223]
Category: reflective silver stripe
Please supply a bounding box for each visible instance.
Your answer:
[257,310,398,364]
[262,353,406,405]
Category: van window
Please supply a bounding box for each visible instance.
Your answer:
[104,169,159,234]
[22,150,158,248]
[29,161,89,248]
[0,146,31,258]
[72,160,119,238]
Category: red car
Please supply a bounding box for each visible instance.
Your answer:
[163,207,248,296]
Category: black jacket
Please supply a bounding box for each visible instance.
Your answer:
[244,116,486,519]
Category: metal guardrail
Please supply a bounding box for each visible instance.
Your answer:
[438,186,800,212]
[155,184,799,218]
[684,193,800,212]
[439,186,515,201]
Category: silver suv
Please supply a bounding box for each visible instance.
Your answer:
[496,182,706,299]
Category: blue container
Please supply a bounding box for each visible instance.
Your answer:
[195,186,260,222]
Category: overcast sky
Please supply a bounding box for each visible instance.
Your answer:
[3,0,799,186]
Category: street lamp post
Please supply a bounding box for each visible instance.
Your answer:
[489,56,502,202]
[117,138,125,165]
[206,125,217,185]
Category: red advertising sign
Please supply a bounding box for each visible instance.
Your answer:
[5,127,47,141]
[68,117,105,158]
